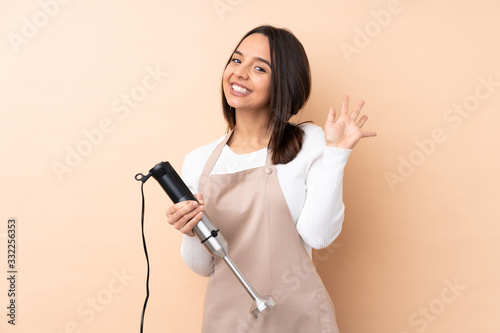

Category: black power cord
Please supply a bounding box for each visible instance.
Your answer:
[135,172,152,333]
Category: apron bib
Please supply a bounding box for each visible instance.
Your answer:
[198,131,339,333]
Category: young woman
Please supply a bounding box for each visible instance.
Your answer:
[166,25,376,332]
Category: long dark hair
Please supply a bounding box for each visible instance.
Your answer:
[221,25,311,164]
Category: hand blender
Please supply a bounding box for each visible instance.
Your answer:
[136,161,276,318]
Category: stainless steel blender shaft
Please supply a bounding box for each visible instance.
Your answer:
[194,214,276,318]
[223,255,276,318]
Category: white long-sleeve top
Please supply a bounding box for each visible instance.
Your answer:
[180,123,351,277]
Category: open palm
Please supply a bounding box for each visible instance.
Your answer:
[324,95,377,149]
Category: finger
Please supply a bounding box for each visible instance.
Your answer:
[180,210,204,236]
[350,100,365,120]
[362,131,377,138]
[166,200,191,217]
[176,202,203,224]
[326,106,336,123]
[341,95,349,115]
[180,211,204,236]
[172,205,204,230]
[357,115,368,128]
[167,201,200,225]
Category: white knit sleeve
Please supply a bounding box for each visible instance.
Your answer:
[295,125,351,249]
[179,147,215,277]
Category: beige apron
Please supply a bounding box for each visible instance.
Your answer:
[198,131,339,333]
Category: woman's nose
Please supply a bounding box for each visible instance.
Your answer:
[234,64,249,79]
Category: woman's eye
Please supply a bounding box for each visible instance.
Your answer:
[255,66,266,73]
[231,58,241,64]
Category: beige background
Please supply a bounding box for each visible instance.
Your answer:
[1,0,499,332]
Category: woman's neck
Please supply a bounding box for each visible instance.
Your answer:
[228,108,271,154]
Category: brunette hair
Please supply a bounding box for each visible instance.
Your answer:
[221,25,311,164]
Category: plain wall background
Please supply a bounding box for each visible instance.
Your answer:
[1,0,499,332]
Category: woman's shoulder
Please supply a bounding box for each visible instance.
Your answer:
[297,122,326,145]
[297,121,322,133]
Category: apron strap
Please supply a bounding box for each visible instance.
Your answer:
[201,130,234,177]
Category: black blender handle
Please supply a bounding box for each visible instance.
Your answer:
[149,162,197,203]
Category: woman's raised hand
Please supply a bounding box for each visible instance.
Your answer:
[324,95,377,149]
[166,193,205,237]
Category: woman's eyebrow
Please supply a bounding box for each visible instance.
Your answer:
[234,50,271,68]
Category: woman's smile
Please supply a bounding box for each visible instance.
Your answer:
[230,82,252,95]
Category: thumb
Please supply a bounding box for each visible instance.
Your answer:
[326,106,336,124]
[194,193,205,205]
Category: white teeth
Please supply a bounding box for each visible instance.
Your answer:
[232,84,250,94]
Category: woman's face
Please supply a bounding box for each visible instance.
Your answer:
[223,33,272,115]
